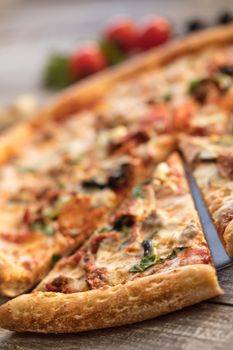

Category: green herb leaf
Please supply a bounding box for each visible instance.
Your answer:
[122,225,130,237]
[69,155,83,165]
[129,247,186,273]
[57,182,67,189]
[132,185,144,199]
[129,255,160,273]
[188,79,202,95]
[51,254,61,267]
[215,135,233,146]
[163,92,172,102]
[45,195,70,220]
[149,229,159,240]
[213,72,232,91]
[44,53,73,89]
[32,222,55,236]
[45,207,60,220]
[99,40,125,66]
[97,227,110,234]
[16,165,37,173]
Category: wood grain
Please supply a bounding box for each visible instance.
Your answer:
[0,303,233,350]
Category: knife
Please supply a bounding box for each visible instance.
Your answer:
[184,162,233,270]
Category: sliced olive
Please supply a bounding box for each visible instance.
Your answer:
[188,78,220,104]
[108,163,134,190]
[218,65,233,76]
[141,239,153,256]
[81,179,106,190]
[186,19,205,32]
[113,215,135,231]
[218,12,233,25]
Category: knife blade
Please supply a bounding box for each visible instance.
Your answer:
[184,162,233,270]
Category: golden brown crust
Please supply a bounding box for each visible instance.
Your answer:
[0,25,233,151]
[0,264,222,333]
[1,24,233,158]
[223,220,233,257]
[0,122,33,164]
[0,253,52,297]
[29,24,233,124]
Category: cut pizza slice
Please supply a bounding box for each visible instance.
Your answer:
[179,134,233,256]
[0,120,174,297]
[0,153,222,333]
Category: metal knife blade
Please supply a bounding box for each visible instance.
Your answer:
[184,162,233,270]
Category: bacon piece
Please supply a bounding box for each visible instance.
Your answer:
[107,163,135,191]
[85,268,107,289]
[182,247,212,265]
[217,209,233,237]
[44,275,75,293]
[0,231,40,244]
[58,247,87,268]
[141,104,171,133]
[83,253,107,289]
[22,208,31,226]
[109,130,150,156]
[90,232,120,254]
[217,151,233,180]
[58,195,107,237]
[173,100,198,132]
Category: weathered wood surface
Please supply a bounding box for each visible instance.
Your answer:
[0,301,233,350]
[1,0,233,349]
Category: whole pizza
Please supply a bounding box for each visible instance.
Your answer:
[0,24,233,333]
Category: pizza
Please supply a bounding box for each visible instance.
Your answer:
[0,24,233,333]
[180,134,233,255]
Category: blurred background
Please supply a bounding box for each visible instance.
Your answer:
[0,0,232,122]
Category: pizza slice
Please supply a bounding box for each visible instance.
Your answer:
[0,153,222,333]
[0,105,174,297]
[179,134,233,255]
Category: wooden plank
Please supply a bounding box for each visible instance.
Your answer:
[210,267,233,305]
[0,303,233,350]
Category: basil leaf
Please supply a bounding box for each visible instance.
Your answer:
[132,185,144,199]
[188,79,202,95]
[215,135,233,146]
[122,225,130,237]
[69,155,83,165]
[16,166,37,173]
[32,222,55,236]
[45,195,70,220]
[98,227,110,234]
[129,247,186,273]
[129,255,161,272]
[149,229,159,240]
[51,254,61,267]
[163,92,172,102]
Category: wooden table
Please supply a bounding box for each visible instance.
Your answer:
[1,0,233,349]
[1,270,233,349]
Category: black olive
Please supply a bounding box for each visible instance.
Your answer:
[108,163,133,190]
[81,179,106,190]
[141,240,153,256]
[218,11,233,25]
[186,19,205,32]
[109,130,149,154]
[113,215,135,231]
[189,78,221,104]
[218,65,233,76]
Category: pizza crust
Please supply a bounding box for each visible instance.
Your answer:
[30,24,233,125]
[223,220,233,257]
[1,25,233,159]
[0,264,222,333]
